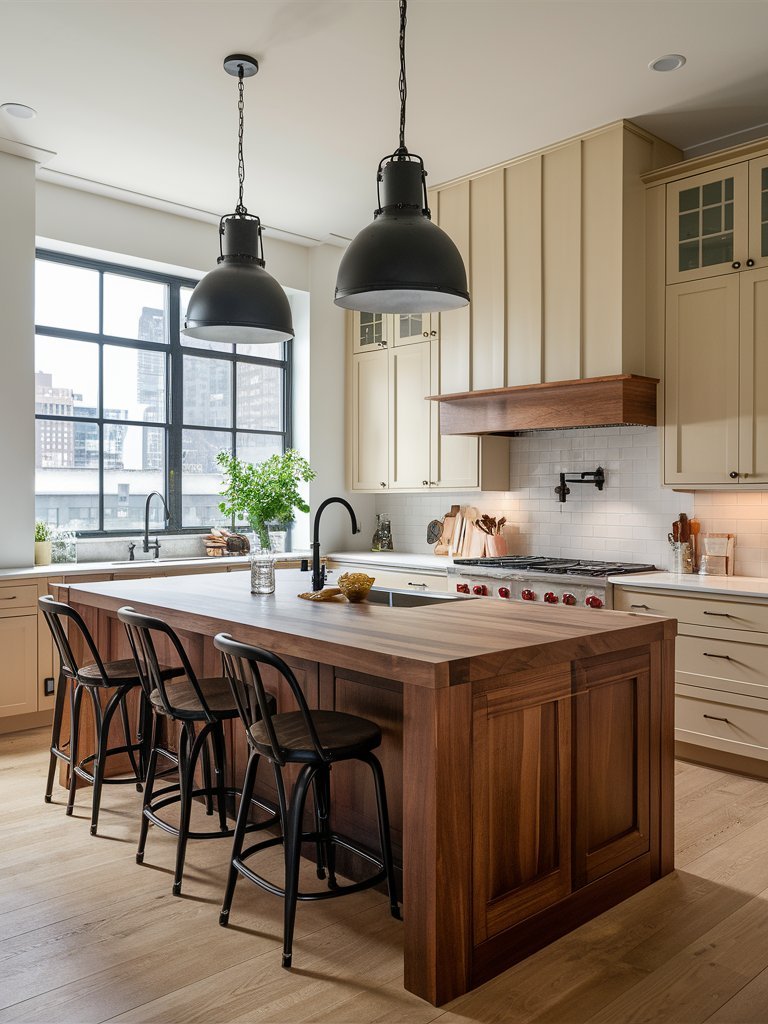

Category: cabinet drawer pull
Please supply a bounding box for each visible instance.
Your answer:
[703,714,730,723]
[703,611,732,617]
[407,582,427,588]
[630,603,649,609]
[703,652,732,660]
[0,596,17,601]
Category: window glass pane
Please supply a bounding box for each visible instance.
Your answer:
[183,355,232,427]
[236,341,285,361]
[724,177,734,201]
[678,211,699,241]
[35,260,99,333]
[104,345,166,423]
[702,234,733,267]
[236,363,283,430]
[103,426,166,530]
[678,187,699,213]
[179,285,232,352]
[103,274,168,341]
[678,240,700,273]
[702,180,722,206]
[762,167,768,191]
[35,420,100,530]
[181,428,230,528]
[35,336,99,416]
[701,206,722,236]
[725,202,734,231]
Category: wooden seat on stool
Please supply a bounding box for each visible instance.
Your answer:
[38,595,182,836]
[118,607,279,896]
[213,632,400,970]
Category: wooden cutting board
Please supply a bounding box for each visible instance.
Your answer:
[468,525,486,558]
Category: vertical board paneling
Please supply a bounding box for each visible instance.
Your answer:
[505,155,543,385]
[543,141,582,381]
[438,181,471,394]
[582,128,623,377]
[470,169,506,390]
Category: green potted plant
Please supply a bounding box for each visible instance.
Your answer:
[216,449,316,553]
[34,520,52,566]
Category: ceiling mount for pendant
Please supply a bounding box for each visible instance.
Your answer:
[334,0,469,315]
[183,51,293,346]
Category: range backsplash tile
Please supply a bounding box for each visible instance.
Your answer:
[693,490,768,577]
[374,426,694,571]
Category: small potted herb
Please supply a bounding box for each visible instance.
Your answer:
[34,520,53,566]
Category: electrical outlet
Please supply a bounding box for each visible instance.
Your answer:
[43,677,55,697]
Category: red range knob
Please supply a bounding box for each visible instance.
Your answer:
[562,593,577,606]
[472,584,488,596]
[521,589,536,601]
[456,583,470,594]
[498,587,511,599]
[543,592,559,604]
[586,595,604,609]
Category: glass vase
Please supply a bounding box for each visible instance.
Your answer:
[249,520,276,595]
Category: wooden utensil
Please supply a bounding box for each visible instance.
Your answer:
[679,513,690,543]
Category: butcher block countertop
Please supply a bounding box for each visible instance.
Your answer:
[65,568,675,689]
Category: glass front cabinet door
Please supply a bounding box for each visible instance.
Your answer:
[748,156,768,271]
[666,163,749,285]
[393,312,438,347]
[351,311,392,354]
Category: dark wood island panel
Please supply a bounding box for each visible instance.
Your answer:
[59,570,676,1006]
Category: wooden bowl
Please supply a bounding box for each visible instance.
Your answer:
[337,572,375,603]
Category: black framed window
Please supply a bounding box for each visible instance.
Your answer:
[34,251,291,534]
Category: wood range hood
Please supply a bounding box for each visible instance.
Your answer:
[428,374,659,435]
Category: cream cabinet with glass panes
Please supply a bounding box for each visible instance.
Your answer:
[393,312,437,347]
[351,311,392,353]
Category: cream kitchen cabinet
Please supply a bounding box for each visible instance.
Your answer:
[614,585,768,771]
[664,266,768,485]
[664,153,768,286]
[350,348,390,491]
[351,310,392,354]
[0,582,39,718]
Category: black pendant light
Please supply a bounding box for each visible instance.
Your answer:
[335,1,469,314]
[183,54,293,345]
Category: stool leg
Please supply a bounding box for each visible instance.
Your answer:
[365,752,401,920]
[212,721,229,834]
[45,671,67,803]
[173,723,201,895]
[312,775,327,881]
[137,691,152,785]
[282,764,316,970]
[137,712,160,864]
[315,768,337,889]
[66,682,84,816]
[117,686,142,791]
[201,735,215,816]
[219,747,260,927]
[90,686,124,837]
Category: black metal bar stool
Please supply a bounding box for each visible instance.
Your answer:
[214,632,400,970]
[118,607,279,896]
[39,594,175,836]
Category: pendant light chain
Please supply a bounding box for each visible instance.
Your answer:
[398,0,408,154]
[236,64,247,215]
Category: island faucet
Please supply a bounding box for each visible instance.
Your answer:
[143,491,171,559]
[311,497,360,591]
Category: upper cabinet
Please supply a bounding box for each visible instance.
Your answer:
[351,311,392,353]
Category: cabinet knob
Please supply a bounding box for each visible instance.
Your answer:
[429,481,437,486]
[747,258,756,267]
[423,331,429,337]
[732,261,741,269]
[422,479,429,486]
[729,471,739,478]
[430,330,437,336]
[380,482,386,488]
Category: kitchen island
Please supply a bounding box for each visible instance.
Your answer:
[60,569,676,1006]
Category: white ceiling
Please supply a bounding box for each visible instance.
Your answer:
[3,1,768,245]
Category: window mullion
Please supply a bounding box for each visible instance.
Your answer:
[168,282,183,530]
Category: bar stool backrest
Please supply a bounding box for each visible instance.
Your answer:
[39,594,107,683]
[118,606,215,723]
[214,632,330,766]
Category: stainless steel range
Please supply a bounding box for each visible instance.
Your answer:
[447,556,657,609]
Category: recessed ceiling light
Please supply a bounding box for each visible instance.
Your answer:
[1,102,37,119]
[649,54,686,73]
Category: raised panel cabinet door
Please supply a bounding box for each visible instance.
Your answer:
[351,310,392,353]
[471,169,506,390]
[748,156,768,269]
[572,649,651,887]
[351,350,389,491]
[436,181,471,394]
[666,163,748,285]
[388,342,432,490]
[429,337,479,488]
[664,275,740,485]
[472,669,572,944]
[0,613,38,717]
[739,266,768,482]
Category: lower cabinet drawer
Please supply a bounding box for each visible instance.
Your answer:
[676,684,768,761]
[614,587,768,633]
[676,632,768,700]
[0,584,39,615]
[330,566,449,593]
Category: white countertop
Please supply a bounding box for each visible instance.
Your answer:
[609,571,768,600]
[328,550,451,573]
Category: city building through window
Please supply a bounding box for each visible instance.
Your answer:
[34,251,290,534]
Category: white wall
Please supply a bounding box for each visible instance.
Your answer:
[305,245,372,552]
[0,152,36,569]
[377,426,694,571]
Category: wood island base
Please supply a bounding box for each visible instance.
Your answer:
[58,571,676,1006]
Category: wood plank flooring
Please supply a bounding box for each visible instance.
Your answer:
[3,729,768,1023]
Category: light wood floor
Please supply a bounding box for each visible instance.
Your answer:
[4,730,768,1024]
